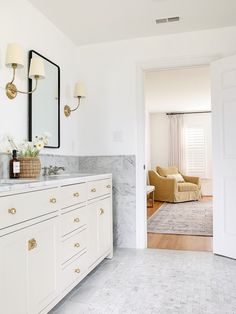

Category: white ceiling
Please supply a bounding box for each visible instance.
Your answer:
[145,66,211,113]
[28,0,236,46]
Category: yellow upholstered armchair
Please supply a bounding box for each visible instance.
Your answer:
[148,166,201,203]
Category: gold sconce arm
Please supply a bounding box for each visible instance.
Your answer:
[6,76,39,99]
[64,96,82,117]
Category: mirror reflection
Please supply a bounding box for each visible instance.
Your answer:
[29,50,60,148]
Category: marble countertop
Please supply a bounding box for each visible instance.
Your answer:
[0,172,112,195]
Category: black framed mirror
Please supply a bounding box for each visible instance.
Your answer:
[28,50,60,148]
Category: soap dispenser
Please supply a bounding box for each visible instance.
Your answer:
[9,150,20,179]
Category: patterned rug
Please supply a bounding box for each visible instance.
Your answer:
[147,201,213,236]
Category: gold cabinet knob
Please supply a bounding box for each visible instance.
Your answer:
[106,184,111,188]
[28,238,37,251]
[74,217,80,223]
[73,192,80,197]
[74,242,80,248]
[50,198,57,204]
[91,188,96,192]
[99,208,104,215]
[75,268,80,274]
[8,208,16,215]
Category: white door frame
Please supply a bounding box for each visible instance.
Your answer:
[135,54,220,249]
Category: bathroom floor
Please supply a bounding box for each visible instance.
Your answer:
[50,248,236,314]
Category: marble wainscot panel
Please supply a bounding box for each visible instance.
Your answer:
[0,153,80,178]
[0,153,11,178]
[79,155,136,248]
[40,154,80,173]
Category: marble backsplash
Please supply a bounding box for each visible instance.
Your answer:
[0,153,136,249]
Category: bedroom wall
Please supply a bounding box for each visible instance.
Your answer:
[149,113,169,170]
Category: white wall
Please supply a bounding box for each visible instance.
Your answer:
[145,66,211,113]
[149,113,169,169]
[76,26,236,157]
[0,0,79,155]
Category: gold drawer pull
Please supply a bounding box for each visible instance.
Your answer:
[75,268,81,274]
[106,184,111,188]
[73,192,80,197]
[28,238,37,251]
[91,188,96,192]
[74,242,80,248]
[99,208,104,215]
[74,217,80,223]
[50,198,57,204]
[8,208,16,215]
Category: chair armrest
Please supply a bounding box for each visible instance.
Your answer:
[182,175,200,187]
[149,170,177,194]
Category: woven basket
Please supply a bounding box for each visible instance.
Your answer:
[19,157,41,179]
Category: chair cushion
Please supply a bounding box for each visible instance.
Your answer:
[167,173,185,182]
[156,166,178,177]
[178,182,198,192]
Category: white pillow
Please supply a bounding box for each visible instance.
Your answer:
[167,173,185,183]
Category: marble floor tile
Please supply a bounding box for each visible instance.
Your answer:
[50,248,236,314]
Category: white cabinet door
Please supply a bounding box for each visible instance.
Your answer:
[27,218,59,313]
[98,198,111,257]
[211,55,236,259]
[87,197,111,266]
[0,217,59,314]
[0,229,28,314]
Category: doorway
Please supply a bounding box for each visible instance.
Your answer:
[144,65,213,251]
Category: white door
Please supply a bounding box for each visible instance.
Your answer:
[211,55,236,259]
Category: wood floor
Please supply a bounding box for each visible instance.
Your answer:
[147,197,213,252]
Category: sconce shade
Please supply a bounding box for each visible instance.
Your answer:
[74,82,86,98]
[29,57,45,79]
[5,43,24,68]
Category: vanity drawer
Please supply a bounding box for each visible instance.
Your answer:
[62,251,88,291]
[62,228,88,264]
[60,183,87,209]
[61,206,87,236]
[0,188,59,230]
[87,179,112,200]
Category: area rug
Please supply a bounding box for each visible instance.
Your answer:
[147,201,213,236]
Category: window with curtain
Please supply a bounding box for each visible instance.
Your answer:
[184,126,207,177]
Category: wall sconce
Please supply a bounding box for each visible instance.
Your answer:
[64,82,86,117]
[5,43,45,99]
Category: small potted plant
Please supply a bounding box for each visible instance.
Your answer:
[6,133,50,178]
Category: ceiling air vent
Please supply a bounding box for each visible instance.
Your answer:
[156,16,180,24]
[155,18,168,24]
[168,16,180,22]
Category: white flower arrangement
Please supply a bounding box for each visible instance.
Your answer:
[3,133,51,157]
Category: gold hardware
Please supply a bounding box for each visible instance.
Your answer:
[28,238,37,251]
[106,184,111,188]
[64,98,82,117]
[50,198,57,204]
[8,208,16,215]
[91,188,96,192]
[64,83,86,117]
[99,208,104,215]
[74,217,80,223]
[74,242,80,248]
[75,268,81,274]
[73,192,80,197]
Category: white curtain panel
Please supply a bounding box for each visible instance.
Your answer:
[168,114,186,173]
